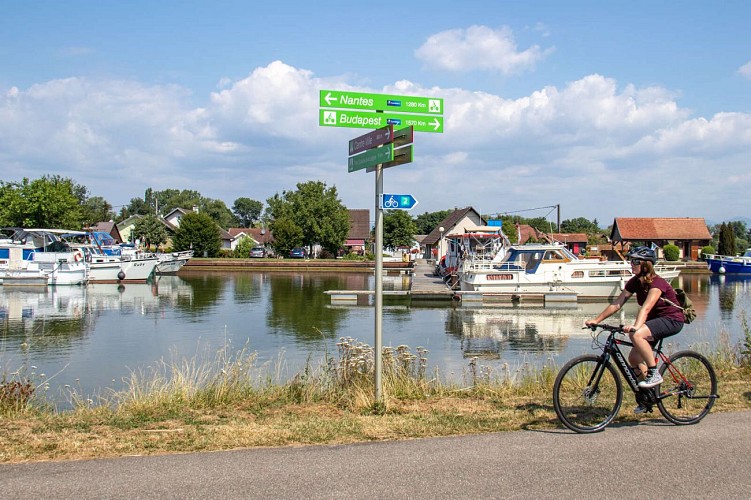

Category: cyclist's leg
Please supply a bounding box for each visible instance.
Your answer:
[628,326,656,370]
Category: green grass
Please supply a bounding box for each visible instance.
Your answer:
[2,329,751,464]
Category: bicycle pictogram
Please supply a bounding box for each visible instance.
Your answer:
[383,196,398,208]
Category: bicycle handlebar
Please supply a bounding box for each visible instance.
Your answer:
[582,323,626,333]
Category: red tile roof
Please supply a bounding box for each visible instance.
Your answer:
[612,218,711,240]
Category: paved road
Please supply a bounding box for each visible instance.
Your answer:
[2,411,750,499]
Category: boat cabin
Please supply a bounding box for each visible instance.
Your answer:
[497,245,576,273]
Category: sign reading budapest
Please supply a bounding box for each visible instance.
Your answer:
[320,109,443,133]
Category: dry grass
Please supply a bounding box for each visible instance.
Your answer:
[2,339,750,464]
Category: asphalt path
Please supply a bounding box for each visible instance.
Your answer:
[2,410,750,499]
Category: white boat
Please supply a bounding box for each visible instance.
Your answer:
[0,229,87,286]
[63,232,159,283]
[154,250,193,274]
[458,242,682,300]
[85,249,159,283]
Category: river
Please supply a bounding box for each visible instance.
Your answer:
[1,271,749,407]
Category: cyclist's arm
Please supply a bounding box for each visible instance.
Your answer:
[586,289,632,326]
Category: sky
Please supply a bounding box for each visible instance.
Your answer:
[2,0,751,226]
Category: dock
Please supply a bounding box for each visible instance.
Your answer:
[325,259,579,305]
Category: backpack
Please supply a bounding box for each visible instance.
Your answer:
[661,288,697,324]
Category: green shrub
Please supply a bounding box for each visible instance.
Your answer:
[701,245,715,260]
[663,244,680,261]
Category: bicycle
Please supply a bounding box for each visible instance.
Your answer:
[552,323,719,433]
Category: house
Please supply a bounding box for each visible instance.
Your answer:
[422,207,485,260]
[227,227,274,247]
[163,207,194,229]
[164,207,240,251]
[610,218,712,260]
[345,209,370,254]
[116,215,142,243]
[549,233,588,255]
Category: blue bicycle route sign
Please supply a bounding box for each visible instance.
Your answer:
[381,194,418,210]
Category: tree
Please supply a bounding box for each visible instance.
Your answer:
[266,181,349,256]
[132,214,168,250]
[81,196,114,227]
[560,217,600,234]
[414,210,451,235]
[383,210,418,249]
[269,216,303,256]
[717,223,736,256]
[200,198,237,229]
[233,198,263,228]
[234,235,256,258]
[172,212,221,257]
[0,175,83,229]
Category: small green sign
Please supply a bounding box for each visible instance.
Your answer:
[320,109,443,133]
[348,143,394,173]
[320,90,443,115]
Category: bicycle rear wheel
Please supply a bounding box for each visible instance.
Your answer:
[656,350,718,425]
[553,354,623,433]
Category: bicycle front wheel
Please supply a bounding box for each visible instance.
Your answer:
[553,354,623,433]
[657,350,718,425]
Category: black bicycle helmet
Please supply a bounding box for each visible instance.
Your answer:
[626,246,657,263]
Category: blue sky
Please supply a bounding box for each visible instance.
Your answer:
[2,0,751,225]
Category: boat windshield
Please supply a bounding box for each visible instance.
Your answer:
[499,248,544,273]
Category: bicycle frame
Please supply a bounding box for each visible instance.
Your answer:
[595,329,702,404]
[598,331,644,394]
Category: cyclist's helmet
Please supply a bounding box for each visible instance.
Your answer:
[626,246,657,264]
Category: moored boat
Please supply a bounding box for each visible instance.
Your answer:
[459,243,682,300]
[0,228,87,286]
[154,250,193,274]
[64,231,159,283]
[704,249,751,274]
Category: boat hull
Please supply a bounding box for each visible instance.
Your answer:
[155,251,193,274]
[87,255,159,283]
[705,255,751,274]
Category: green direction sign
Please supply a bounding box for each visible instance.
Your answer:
[348,143,394,173]
[320,90,443,115]
[366,145,413,173]
[320,109,443,133]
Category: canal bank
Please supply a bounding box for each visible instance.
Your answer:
[180,258,414,273]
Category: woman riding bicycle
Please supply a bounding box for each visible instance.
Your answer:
[585,246,684,411]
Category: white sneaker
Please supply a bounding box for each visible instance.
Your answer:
[633,404,651,414]
[638,371,663,388]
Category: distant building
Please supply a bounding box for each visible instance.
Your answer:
[610,217,712,260]
[422,207,485,260]
[346,209,370,254]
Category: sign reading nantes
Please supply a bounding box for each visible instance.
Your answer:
[319,90,444,133]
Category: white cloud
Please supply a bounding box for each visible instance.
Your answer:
[1,60,750,222]
[414,25,553,74]
[739,60,751,79]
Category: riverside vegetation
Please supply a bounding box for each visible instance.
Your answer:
[2,317,751,464]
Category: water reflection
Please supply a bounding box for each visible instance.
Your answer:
[444,303,635,359]
[0,272,749,407]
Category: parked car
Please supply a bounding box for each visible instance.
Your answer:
[249,247,266,258]
[289,247,307,259]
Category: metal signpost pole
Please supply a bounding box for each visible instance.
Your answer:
[374,164,384,403]
[322,89,444,405]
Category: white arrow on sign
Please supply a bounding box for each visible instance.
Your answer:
[324,92,337,106]
[431,118,441,131]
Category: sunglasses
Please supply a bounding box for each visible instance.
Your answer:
[630,259,642,266]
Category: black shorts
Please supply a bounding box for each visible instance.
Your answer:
[646,317,683,342]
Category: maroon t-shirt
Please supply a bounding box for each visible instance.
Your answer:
[625,275,685,322]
